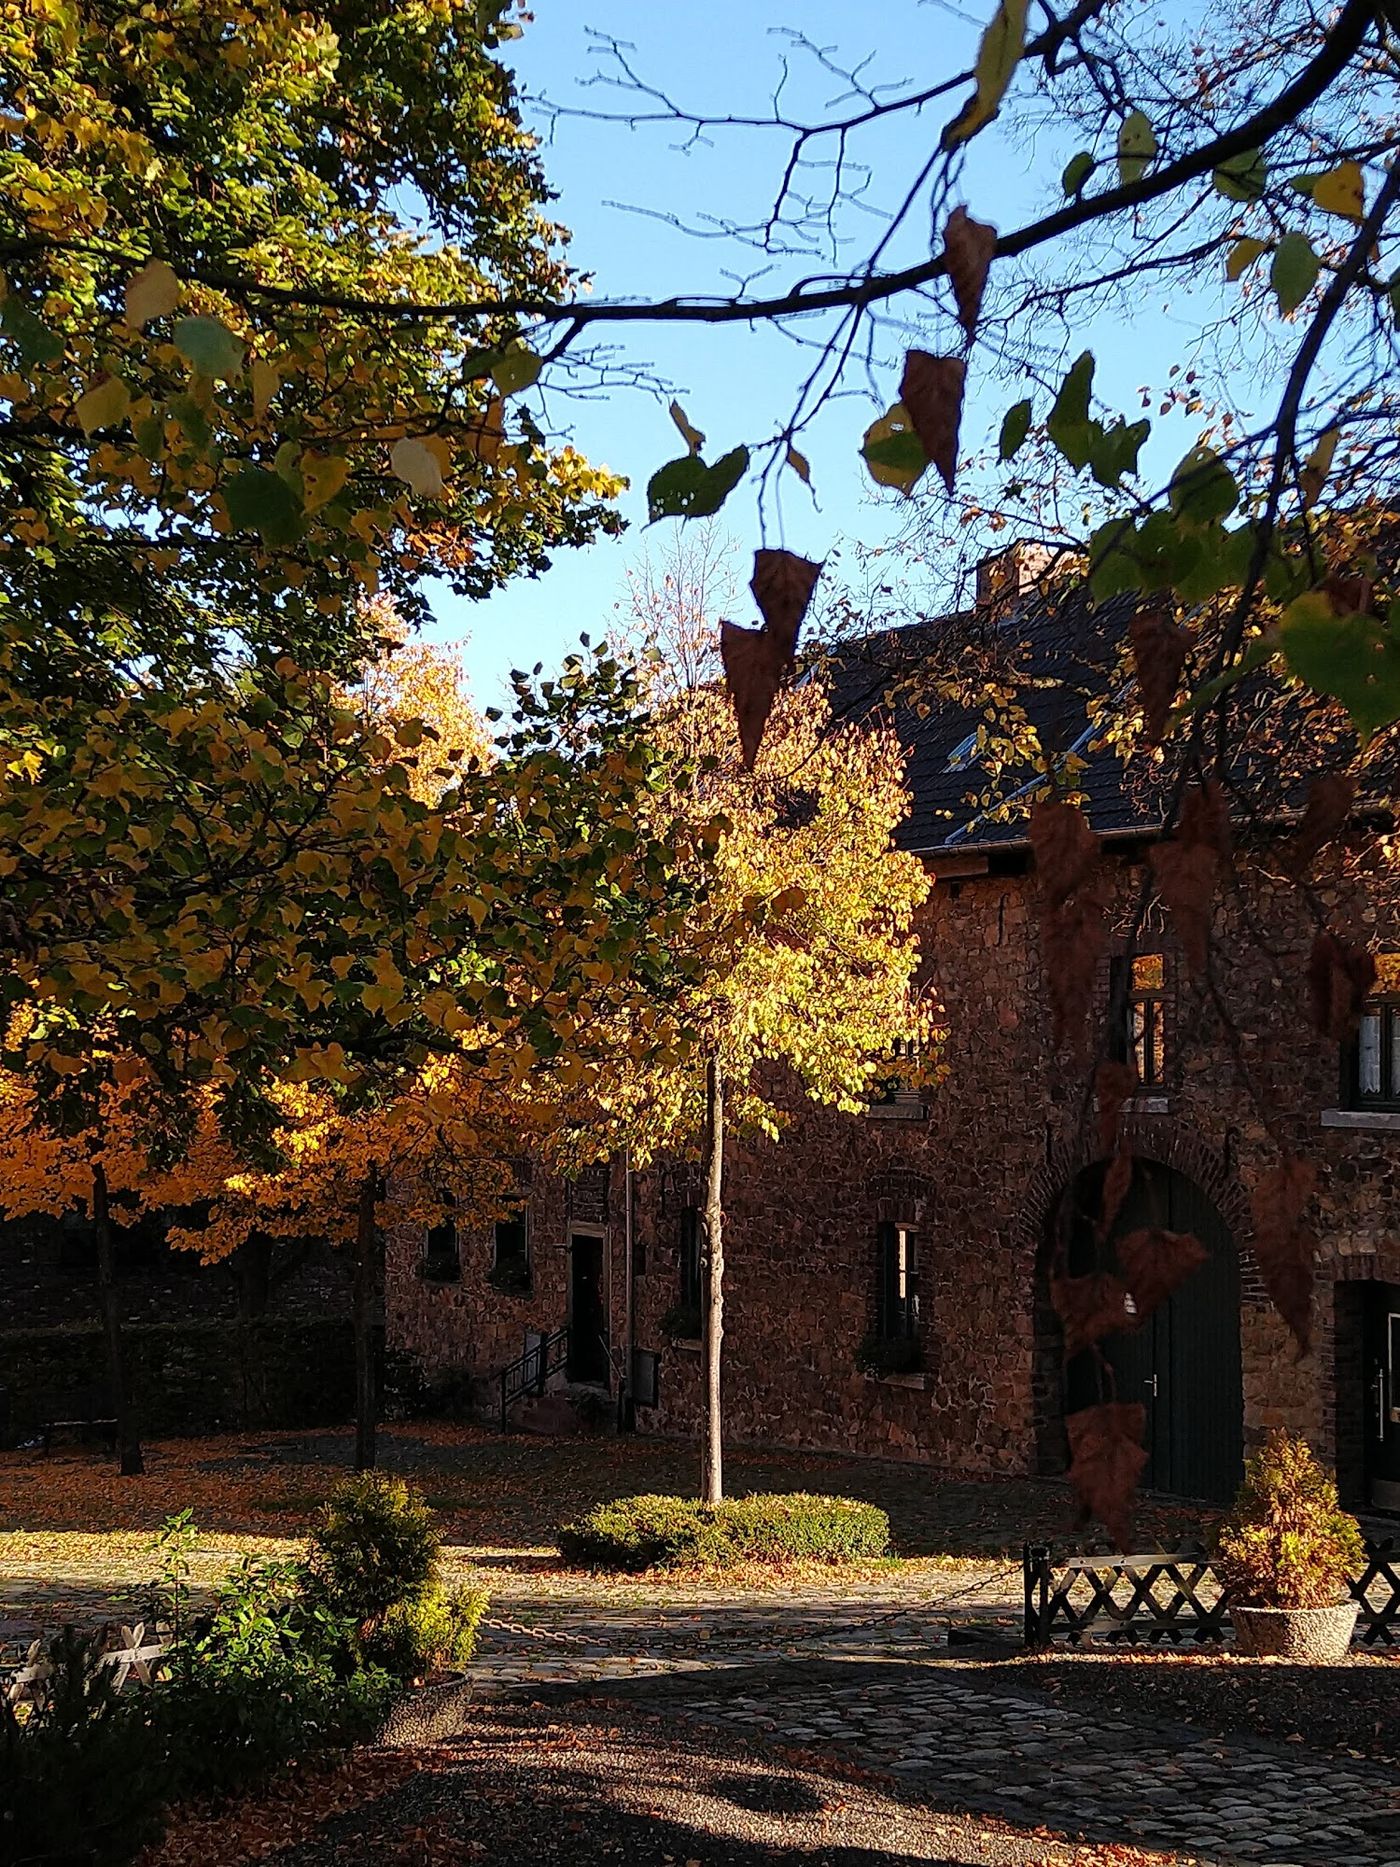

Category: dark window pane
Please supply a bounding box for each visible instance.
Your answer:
[679,1208,701,1309]
[1359,1010,1383,1098]
[494,1213,528,1269]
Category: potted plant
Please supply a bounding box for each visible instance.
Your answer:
[1217,1432,1365,1661]
[305,1473,489,1746]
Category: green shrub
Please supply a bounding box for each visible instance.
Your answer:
[1217,1431,1366,1610]
[1,1628,170,1867]
[305,1472,440,1635]
[363,1582,490,1681]
[558,1492,891,1571]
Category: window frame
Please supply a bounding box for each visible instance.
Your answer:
[1347,973,1400,1112]
[876,1220,920,1343]
[420,1196,461,1284]
[678,1206,702,1312]
[1110,952,1168,1091]
[490,1201,531,1291]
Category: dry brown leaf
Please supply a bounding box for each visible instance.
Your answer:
[898,350,965,494]
[1308,931,1376,1042]
[750,548,822,658]
[1129,609,1192,746]
[1095,1057,1139,1156]
[1032,799,1106,1051]
[1285,772,1355,874]
[943,205,997,338]
[719,551,822,770]
[1066,1401,1147,1549]
[1116,1226,1208,1321]
[1250,1157,1317,1355]
[1030,798,1100,906]
[1051,1271,1137,1357]
[1149,780,1229,975]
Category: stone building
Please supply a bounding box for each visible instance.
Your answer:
[387,554,1400,1510]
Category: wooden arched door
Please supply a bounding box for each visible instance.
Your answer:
[1065,1159,1243,1502]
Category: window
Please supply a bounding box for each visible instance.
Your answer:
[491,1204,530,1289]
[421,1196,460,1283]
[1111,953,1167,1089]
[877,1222,920,1341]
[678,1207,702,1311]
[1350,954,1400,1110]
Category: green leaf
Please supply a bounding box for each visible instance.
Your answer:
[1169,445,1239,525]
[1117,109,1157,186]
[1213,149,1266,202]
[861,405,927,494]
[490,342,542,397]
[944,0,1028,147]
[1287,172,1323,198]
[1089,417,1149,488]
[646,446,749,522]
[174,315,245,379]
[1046,351,1097,471]
[0,297,63,367]
[1271,233,1319,315]
[1061,152,1094,198]
[1280,591,1400,742]
[999,398,1033,461]
[224,465,304,546]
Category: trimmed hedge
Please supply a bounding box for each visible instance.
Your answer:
[557,1492,891,1571]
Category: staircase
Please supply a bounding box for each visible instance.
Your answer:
[497,1324,569,1432]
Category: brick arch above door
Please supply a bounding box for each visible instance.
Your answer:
[1016,1116,1255,1290]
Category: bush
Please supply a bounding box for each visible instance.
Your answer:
[1,1628,169,1867]
[306,1472,440,1635]
[558,1492,891,1571]
[363,1582,490,1681]
[1217,1431,1366,1610]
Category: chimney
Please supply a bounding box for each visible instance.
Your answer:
[975,542,1056,614]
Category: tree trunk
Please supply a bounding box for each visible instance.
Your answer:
[353,1173,381,1472]
[92,1161,143,1477]
[699,1054,725,1504]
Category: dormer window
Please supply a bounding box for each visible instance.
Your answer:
[1349,955,1400,1111]
[945,730,980,773]
[1111,953,1167,1090]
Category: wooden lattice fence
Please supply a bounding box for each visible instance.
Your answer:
[1024,1538,1400,1648]
[4,1623,169,1713]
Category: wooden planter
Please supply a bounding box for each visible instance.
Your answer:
[1231,1601,1359,1662]
[375,1670,474,1747]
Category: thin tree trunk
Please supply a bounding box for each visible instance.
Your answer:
[353,1173,381,1472]
[699,1054,724,1504]
[92,1161,143,1477]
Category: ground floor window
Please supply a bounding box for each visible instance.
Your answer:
[663,1206,703,1340]
[860,1222,922,1375]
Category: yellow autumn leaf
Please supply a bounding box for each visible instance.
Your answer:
[251,357,280,421]
[786,445,812,486]
[669,400,706,457]
[390,435,447,497]
[75,375,130,435]
[124,258,181,329]
[1226,236,1270,281]
[300,452,350,511]
[1312,160,1364,223]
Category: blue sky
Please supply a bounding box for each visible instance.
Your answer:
[430,1,1244,705]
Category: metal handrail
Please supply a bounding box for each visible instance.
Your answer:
[498,1324,569,1432]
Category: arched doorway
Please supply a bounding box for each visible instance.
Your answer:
[1060,1158,1243,1502]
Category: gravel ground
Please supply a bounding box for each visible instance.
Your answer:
[1018,1647,1400,1763]
[271,1704,1170,1867]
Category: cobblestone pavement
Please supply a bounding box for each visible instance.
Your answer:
[474,1601,1400,1867]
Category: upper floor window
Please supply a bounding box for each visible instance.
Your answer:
[877,1221,920,1342]
[492,1204,531,1289]
[1350,954,1400,1110]
[1111,953,1167,1090]
[421,1195,460,1283]
[678,1206,702,1312]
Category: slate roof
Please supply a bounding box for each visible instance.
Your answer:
[822,581,1162,856]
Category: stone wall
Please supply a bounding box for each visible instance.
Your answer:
[381,835,1400,1501]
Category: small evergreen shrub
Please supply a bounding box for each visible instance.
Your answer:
[558,1492,891,1571]
[363,1583,490,1681]
[305,1472,440,1635]
[1217,1431,1366,1610]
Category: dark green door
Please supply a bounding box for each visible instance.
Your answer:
[1365,1282,1400,1512]
[1067,1160,1243,1502]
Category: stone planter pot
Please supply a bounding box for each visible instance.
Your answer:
[375,1670,474,1747]
[1230,1600,1358,1662]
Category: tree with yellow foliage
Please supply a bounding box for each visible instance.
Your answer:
[567,680,935,1501]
